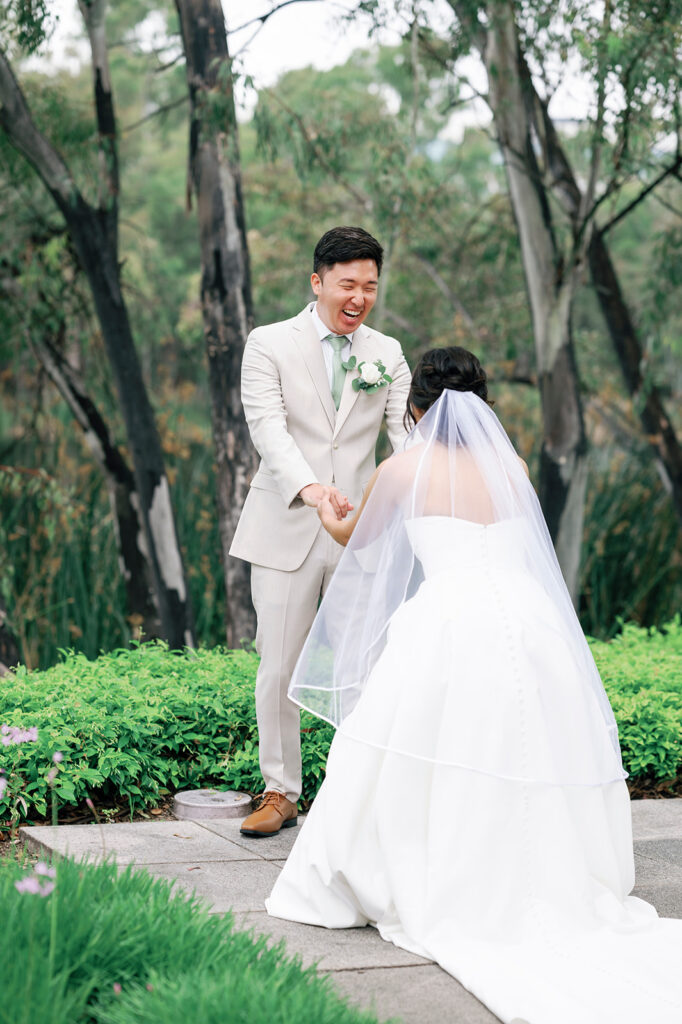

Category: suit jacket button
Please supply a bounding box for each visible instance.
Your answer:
[333,443,339,450]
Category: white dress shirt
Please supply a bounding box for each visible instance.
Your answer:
[310,303,354,390]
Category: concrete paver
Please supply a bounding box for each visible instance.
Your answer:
[332,965,499,1024]
[630,798,682,839]
[233,910,431,971]
[199,816,307,860]
[634,838,682,867]
[21,819,259,864]
[634,850,682,885]
[18,797,682,1024]
[630,884,682,918]
[144,859,282,913]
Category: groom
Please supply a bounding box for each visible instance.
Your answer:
[230,226,412,837]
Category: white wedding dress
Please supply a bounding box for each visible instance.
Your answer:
[266,516,682,1024]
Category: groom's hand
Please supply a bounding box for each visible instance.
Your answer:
[299,483,353,520]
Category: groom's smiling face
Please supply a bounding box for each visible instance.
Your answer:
[311,259,379,336]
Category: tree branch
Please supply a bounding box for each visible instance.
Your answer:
[78,0,119,238]
[264,88,373,211]
[597,156,682,236]
[228,0,323,35]
[0,48,83,214]
[414,253,476,329]
[121,95,188,134]
[579,0,611,224]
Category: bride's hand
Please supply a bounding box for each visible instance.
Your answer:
[317,496,340,526]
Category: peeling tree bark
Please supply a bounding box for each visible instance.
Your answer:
[588,232,682,526]
[28,330,161,638]
[175,0,257,646]
[0,4,195,648]
[452,0,588,600]
[448,0,682,582]
[524,74,682,530]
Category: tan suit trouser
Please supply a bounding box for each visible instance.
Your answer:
[250,528,342,803]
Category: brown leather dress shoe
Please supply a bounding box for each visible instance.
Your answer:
[239,791,298,837]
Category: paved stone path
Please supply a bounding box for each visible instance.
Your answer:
[19,798,682,1023]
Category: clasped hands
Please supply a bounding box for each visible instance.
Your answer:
[299,483,354,522]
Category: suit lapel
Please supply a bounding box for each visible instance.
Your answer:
[333,325,376,438]
[292,307,336,430]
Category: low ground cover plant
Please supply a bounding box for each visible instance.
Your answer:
[588,617,682,788]
[0,643,331,825]
[0,853,379,1024]
[1,619,680,825]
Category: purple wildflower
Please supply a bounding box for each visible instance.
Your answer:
[34,862,56,879]
[0,777,6,801]
[52,751,63,764]
[46,767,58,784]
[113,983,122,995]
[15,863,57,897]
[15,876,41,895]
[1,724,38,746]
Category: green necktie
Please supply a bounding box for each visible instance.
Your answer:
[327,335,348,410]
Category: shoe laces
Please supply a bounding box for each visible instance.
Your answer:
[256,791,286,809]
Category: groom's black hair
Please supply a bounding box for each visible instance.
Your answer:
[313,227,383,277]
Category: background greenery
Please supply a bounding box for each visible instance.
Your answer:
[2,621,680,828]
[0,3,680,670]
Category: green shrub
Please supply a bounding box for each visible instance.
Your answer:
[0,854,379,1024]
[589,617,682,783]
[2,621,681,826]
[0,643,333,824]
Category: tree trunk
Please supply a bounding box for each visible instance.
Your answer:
[28,330,161,638]
[588,231,682,526]
[0,22,196,649]
[66,214,195,648]
[0,594,21,674]
[472,0,588,600]
[521,62,682,532]
[175,0,257,647]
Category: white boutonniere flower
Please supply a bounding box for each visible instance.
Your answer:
[342,356,393,394]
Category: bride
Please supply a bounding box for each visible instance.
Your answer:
[265,346,682,1024]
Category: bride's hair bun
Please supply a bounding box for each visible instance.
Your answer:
[406,346,491,427]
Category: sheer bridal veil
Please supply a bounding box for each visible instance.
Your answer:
[289,389,626,788]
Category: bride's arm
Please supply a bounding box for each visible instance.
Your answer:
[317,463,383,547]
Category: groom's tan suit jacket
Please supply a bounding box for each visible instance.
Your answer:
[230,304,412,570]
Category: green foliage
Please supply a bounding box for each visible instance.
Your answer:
[589,618,682,782]
[2,626,682,829]
[0,643,333,824]
[0,854,379,1024]
[0,0,56,55]
[0,464,128,672]
[580,449,682,637]
[0,1,680,670]
[0,399,226,669]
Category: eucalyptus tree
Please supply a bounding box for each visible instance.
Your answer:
[0,0,195,648]
[443,0,682,567]
[174,0,257,646]
[347,0,681,596]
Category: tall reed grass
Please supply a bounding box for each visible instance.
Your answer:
[3,380,679,669]
[580,448,682,638]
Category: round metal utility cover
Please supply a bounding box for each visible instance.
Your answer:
[173,788,251,820]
